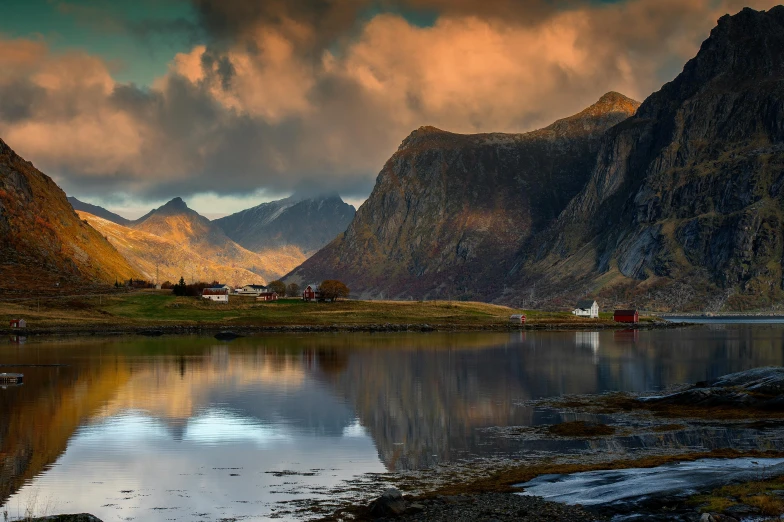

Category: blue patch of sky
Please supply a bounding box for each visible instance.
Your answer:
[0,0,200,86]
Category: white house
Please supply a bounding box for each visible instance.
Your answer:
[572,299,599,318]
[202,287,230,302]
[236,284,267,296]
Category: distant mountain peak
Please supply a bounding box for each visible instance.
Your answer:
[160,197,189,212]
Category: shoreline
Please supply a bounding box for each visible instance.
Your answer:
[1,319,686,338]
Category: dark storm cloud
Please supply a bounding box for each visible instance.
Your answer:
[1,0,781,205]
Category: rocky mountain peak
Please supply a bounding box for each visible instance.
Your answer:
[542,91,639,137]
[592,91,640,113]
[638,6,784,120]
[397,126,458,151]
[159,197,189,213]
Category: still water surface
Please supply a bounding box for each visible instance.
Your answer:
[2,327,784,520]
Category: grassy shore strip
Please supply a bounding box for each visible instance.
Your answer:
[0,290,674,334]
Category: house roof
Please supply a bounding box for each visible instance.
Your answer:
[203,288,229,295]
[306,283,319,289]
[243,284,267,290]
[614,309,638,315]
[575,299,597,309]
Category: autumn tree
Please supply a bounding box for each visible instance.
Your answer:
[286,283,301,297]
[268,280,286,295]
[319,280,350,301]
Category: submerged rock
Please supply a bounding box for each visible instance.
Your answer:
[214,331,243,341]
[641,367,784,409]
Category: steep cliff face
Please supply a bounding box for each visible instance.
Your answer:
[215,194,356,255]
[0,138,139,293]
[515,6,784,311]
[286,93,639,299]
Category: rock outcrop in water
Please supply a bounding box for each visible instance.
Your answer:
[643,367,784,409]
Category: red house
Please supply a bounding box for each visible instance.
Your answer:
[9,319,26,328]
[509,314,526,324]
[302,284,319,302]
[614,310,639,323]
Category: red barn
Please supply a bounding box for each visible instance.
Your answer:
[614,310,639,323]
[257,292,278,302]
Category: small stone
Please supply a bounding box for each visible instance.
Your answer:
[407,503,425,513]
[700,513,739,522]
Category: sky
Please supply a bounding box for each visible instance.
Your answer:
[0,0,780,218]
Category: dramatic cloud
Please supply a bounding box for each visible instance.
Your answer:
[0,0,779,204]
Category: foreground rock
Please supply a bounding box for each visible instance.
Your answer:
[360,491,599,521]
[641,367,784,409]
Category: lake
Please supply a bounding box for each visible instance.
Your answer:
[2,326,784,521]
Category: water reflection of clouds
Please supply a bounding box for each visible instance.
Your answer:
[184,409,289,445]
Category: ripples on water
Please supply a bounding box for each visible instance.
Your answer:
[2,327,784,520]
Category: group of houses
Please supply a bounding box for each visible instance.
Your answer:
[200,283,322,303]
[201,283,279,303]
[571,299,639,323]
[510,300,640,324]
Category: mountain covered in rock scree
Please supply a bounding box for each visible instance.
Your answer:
[0,138,139,293]
[285,6,784,311]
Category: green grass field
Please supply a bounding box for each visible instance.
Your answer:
[0,290,653,330]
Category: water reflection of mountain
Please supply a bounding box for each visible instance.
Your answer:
[3,328,784,504]
[315,330,784,471]
[0,348,132,505]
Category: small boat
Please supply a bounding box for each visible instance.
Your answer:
[0,373,23,385]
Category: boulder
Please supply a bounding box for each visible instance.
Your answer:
[368,488,407,518]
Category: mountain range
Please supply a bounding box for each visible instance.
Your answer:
[286,6,784,311]
[73,194,355,286]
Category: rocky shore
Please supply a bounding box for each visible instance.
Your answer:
[343,489,601,521]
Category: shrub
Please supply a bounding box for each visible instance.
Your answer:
[286,283,301,297]
[268,280,286,295]
[319,280,350,301]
